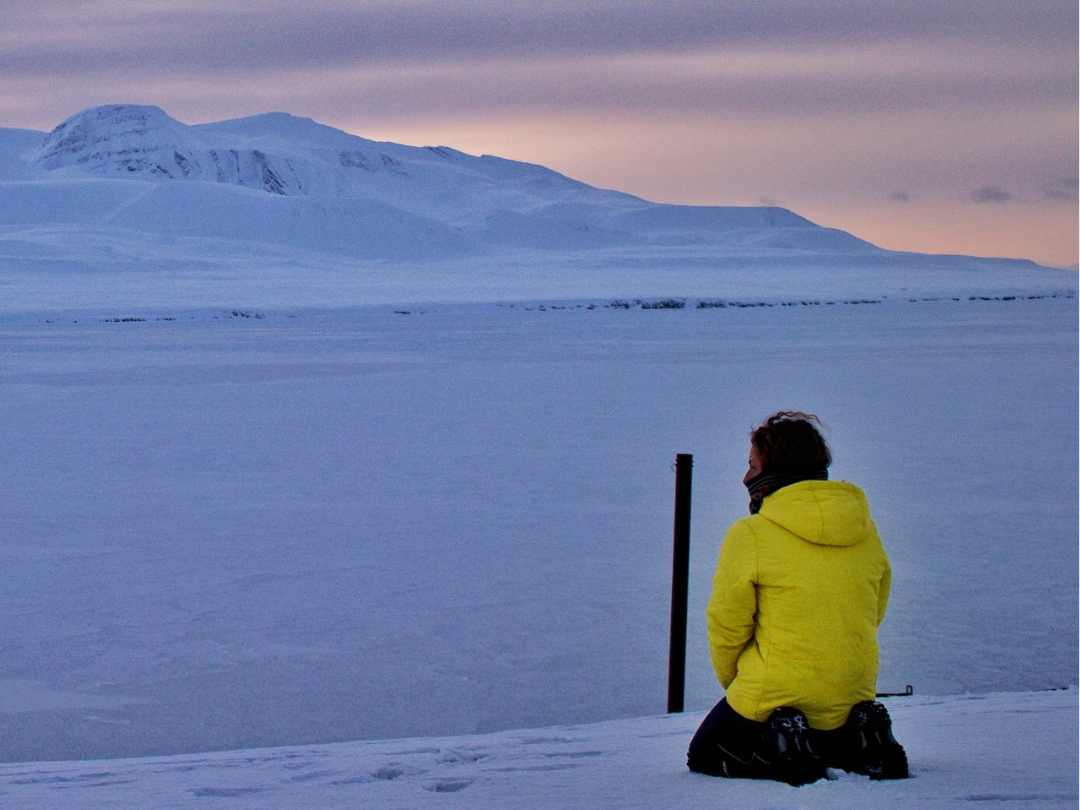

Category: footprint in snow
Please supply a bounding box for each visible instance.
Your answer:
[437,747,490,764]
[425,778,473,793]
[189,787,265,797]
[371,763,407,781]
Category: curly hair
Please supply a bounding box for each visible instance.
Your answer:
[750,411,832,475]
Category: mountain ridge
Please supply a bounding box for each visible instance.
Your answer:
[8,104,870,253]
[0,103,1070,312]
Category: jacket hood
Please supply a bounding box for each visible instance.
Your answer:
[757,480,872,547]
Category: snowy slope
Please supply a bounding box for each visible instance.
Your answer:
[28,104,815,235]
[0,689,1074,810]
[4,103,1070,315]
[12,103,837,253]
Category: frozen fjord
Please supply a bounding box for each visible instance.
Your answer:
[0,294,1075,763]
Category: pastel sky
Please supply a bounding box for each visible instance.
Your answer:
[2,0,1076,267]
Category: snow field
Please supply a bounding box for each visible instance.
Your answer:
[0,296,1075,767]
[0,689,1074,810]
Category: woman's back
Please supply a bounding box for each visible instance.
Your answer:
[689,411,907,784]
[707,479,891,729]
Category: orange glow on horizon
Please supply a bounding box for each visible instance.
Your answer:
[348,110,1078,270]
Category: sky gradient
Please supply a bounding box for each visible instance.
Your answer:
[2,0,1076,267]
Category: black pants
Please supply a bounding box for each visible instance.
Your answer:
[687,698,847,778]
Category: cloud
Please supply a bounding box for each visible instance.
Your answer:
[0,0,1075,78]
[0,1,1074,133]
[970,186,1013,204]
[14,42,1071,134]
[1043,178,1079,202]
[888,191,910,203]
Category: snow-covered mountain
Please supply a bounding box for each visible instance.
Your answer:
[0,104,1070,311]
[2,104,877,255]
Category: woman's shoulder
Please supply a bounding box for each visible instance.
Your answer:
[723,513,768,543]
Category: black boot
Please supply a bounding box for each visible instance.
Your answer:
[687,699,774,780]
[760,707,827,787]
[688,700,826,785]
[835,701,909,780]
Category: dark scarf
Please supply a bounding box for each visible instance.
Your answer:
[745,469,829,514]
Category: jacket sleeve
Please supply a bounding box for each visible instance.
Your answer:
[705,520,758,689]
[871,520,891,626]
[877,553,892,627]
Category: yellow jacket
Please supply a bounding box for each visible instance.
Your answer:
[706,480,891,729]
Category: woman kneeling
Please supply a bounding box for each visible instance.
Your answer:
[688,412,908,786]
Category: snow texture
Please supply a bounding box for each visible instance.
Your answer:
[0,690,1074,809]
[0,103,1066,315]
[0,299,1075,762]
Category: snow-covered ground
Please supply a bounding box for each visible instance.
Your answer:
[0,689,1074,809]
[0,294,1075,785]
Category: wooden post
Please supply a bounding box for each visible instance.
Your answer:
[667,453,693,713]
